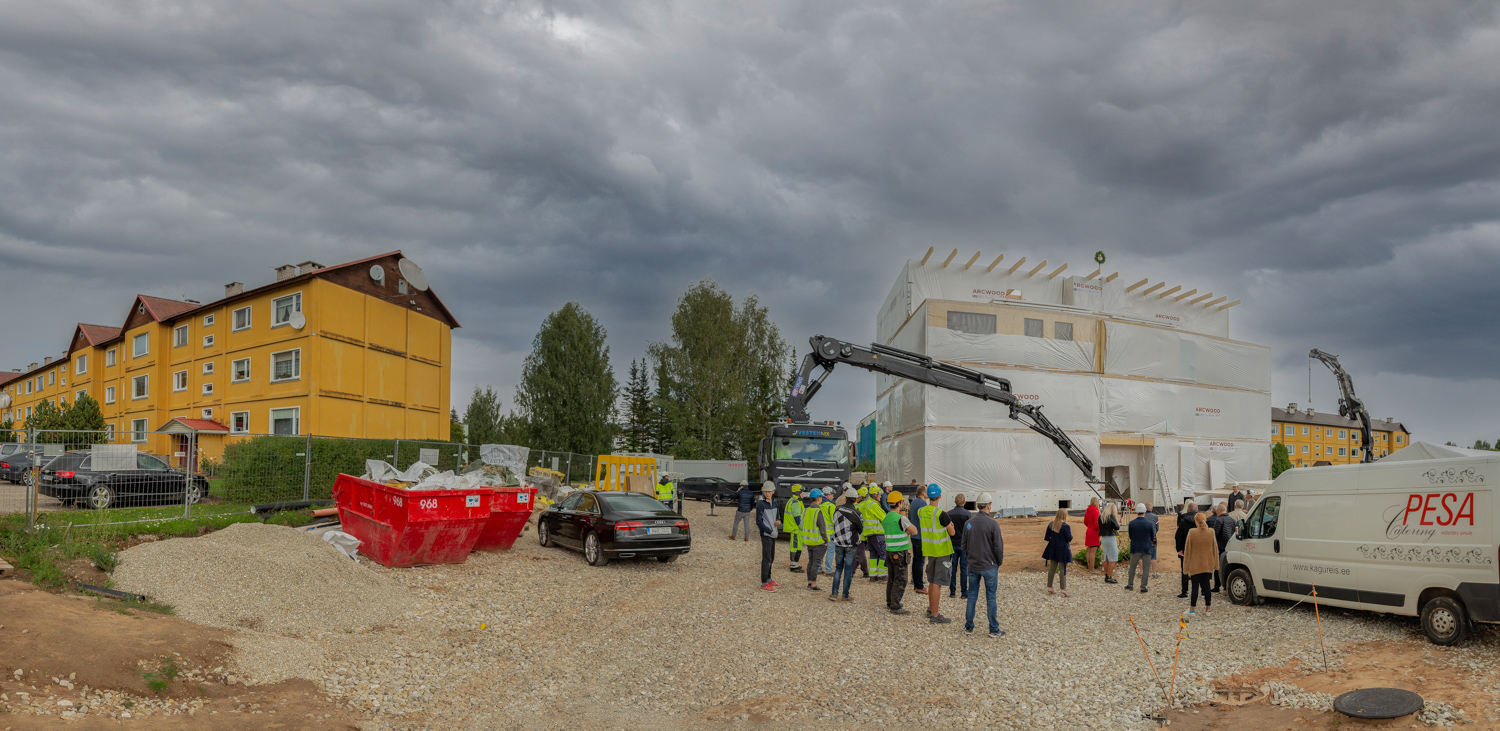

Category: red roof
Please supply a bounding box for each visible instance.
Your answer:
[0,372,20,387]
[77,323,122,346]
[137,296,199,322]
[160,417,230,433]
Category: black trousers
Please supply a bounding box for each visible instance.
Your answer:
[886,550,910,610]
[760,535,776,584]
[1189,572,1213,608]
[911,540,925,589]
[1180,552,1190,595]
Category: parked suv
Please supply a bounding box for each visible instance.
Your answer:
[39,451,209,509]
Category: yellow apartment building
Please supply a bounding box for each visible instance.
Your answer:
[1,251,458,467]
[1272,403,1412,468]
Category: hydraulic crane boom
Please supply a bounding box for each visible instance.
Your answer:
[788,335,1103,491]
[1309,348,1374,464]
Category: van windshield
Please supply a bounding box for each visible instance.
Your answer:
[1246,496,1280,538]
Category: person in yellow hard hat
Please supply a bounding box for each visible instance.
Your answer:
[858,485,888,581]
[785,485,806,573]
[882,490,919,614]
[853,486,871,577]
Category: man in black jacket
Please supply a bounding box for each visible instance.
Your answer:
[1175,501,1198,599]
[961,493,1005,637]
[1207,502,1235,592]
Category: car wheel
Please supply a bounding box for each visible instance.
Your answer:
[22,471,34,489]
[87,485,115,510]
[1421,596,1469,646]
[538,520,553,547]
[583,532,610,566]
[657,555,678,564]
[183,482,203,505]
[1226,568,1257,606]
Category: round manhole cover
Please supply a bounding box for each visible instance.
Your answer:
[1333,688,1424,719]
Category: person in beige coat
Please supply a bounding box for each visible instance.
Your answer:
[1183,511,1219,616]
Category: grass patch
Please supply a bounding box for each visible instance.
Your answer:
[141,656,180,693]
[118,596,177,616]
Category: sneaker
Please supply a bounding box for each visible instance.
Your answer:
[929,614,954,625]
[769,580,782,588]
[1123,585,1133,591]
[1176,593,1189,599]
[965,626,974,633]
[808,585,822,591]
[960,593,968,599]
[868,577,883,583]
[728,534,736,540]
[890,608,911,615]
[1104,578,1118,585]
[828,594,840,602]
[1140,588,1148,594]
[790,567,804,574]
[761,582,777,592]
[1187,608,1196,616]
[841,596,853,602]
[989,631,1006,638]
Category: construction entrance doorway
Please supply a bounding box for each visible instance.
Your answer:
[1103,466,1131,501]
[1098,443,1155,503]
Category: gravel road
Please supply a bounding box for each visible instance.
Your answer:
[163,506,1497,729]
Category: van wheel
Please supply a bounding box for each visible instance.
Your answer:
[1226,568,1257,606]
[1421,596,1469,646]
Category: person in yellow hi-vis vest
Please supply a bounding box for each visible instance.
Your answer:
[819,487,838,575]
[785,485,806,573]
[858,486,888,580]
[800,488,830,591]
[917,483,957,625]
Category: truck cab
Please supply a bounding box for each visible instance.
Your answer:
[758,421,850,501]
[1221,453,1499,645]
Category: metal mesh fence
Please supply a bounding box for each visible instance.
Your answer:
[526,450,599,486]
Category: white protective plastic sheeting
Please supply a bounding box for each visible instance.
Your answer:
[1100,278,1230,337]
[926,327,1097,373]
[876,432,927,488]
[916,429,1101,496]
[1102,322,1269,391]
[1100,378,1271,440]
[1190,441,1270,488]
[1097,444,1155,500]
[1179,442,1198,493]
[877,303,930,397]
[877,264,914,344]
[922,369,1104,432]
[480,444,530,476]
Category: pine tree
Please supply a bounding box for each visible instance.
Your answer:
[621,360,652,453]
[514,303,618,455]
[648,357,675,455]
[463,386,506,447]
[449,408,466,443]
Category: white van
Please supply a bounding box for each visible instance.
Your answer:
[1221,453,1498,645]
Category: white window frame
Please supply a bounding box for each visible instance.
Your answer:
[103,424,114,439]
[76,389,85,401]
[75,355,87,374]
[105,386,116,404]
[133,333,149,358]
[131,418,148,443]
[1339,447,1347,457]
[174,324,189,348]
[203,313,215,327]
[132,374,149,400]
[202,382,214,396]
[47,371,55,386]
[1301,445,1309,454]
[173,370,189,392]
[25,379,32,395]
[106,348,116,367]
[230,411,250,434]
[231,358,251,383]
[1284,425,1294,436]
[270,348,301,383]
[1301,427,1308,435]
[25,406,32,419]
[232,306,252,332]
[203,334,215,349]
[271,292,302,328]
[201,407,213,420]
[203,361,215,375]
[1339,429,1347,439]
[269,406,300,436]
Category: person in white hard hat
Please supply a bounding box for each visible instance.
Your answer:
[962,492,1006,637]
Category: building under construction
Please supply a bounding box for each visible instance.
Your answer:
[876,249,1270,510]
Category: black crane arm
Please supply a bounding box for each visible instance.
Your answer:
[788,335,1102,489]
[1308,348,1374,464]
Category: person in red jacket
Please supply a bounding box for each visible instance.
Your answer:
[1083,497,1101,574]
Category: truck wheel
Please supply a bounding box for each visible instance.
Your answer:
[1421,596,1469,646]
[1226,568,1257,606]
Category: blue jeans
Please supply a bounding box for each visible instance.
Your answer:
[832,545,858,598]
[948,548,969,596]
[965,566,1000,633]
[823,542,836,574]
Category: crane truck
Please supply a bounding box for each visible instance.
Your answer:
[1308,348,1374,464]
[757,335,1104,501]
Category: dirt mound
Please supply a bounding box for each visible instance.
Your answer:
[113,522,412,636]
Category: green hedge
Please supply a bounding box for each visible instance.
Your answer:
[213,436,396,504]
[1074,539,1131,565]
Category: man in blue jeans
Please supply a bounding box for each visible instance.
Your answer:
[961,492,1006,638]
[947,493,972,599]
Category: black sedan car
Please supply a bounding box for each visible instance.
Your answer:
[538,490,691,566]
[0,451,58,486]
[677,476,741,505]
[39,451,210,509]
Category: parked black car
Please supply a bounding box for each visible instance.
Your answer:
[538,490,691,566]
[39,451,209,509]
[0,450,57,486]
[677,476,740,505]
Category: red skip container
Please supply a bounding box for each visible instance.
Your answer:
[473,485,539,551]
[332,474,494,568]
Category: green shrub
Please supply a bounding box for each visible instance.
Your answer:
[1074,539,1130,565]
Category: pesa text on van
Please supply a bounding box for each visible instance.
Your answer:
[1221,453,1498,645]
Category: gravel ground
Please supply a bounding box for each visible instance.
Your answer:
[150,507,1499,729]
[114,522,413,635]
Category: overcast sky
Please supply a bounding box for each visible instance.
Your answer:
[1,0,1497,446]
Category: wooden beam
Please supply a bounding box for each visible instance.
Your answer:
[1007,256,1027,275]
[1189,292,1214,305]
[1125,278,1148,292]
[1216,299,1241,311]
[919,246,934,265]
[1201,296,1227,308]
[942,248,958,267]
[1173,288,1198,302]
[1086,268,1101,280]
[1047,263,1068,280]
[986,254,1005,272]
[1105,272,1119,282]
[963,251,981,270]
[1026,260,1048,277]
[1142,282,1166,295]
[1156,285,1182,299]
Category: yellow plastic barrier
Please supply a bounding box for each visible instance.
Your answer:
[594,455,659,493]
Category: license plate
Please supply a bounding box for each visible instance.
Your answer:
[648,527,672,535]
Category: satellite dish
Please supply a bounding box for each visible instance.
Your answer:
[369,264,385,284]
[0,393,10,409]
[289,311,306,330]
[397,258,429,292]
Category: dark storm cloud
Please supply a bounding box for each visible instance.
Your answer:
[1,0,1497,441]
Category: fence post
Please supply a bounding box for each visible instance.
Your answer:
[566,453,573,485]
[303,434,313,502]
[25,426,36,533]
[184,432,196,519]
[393,438,401,470]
